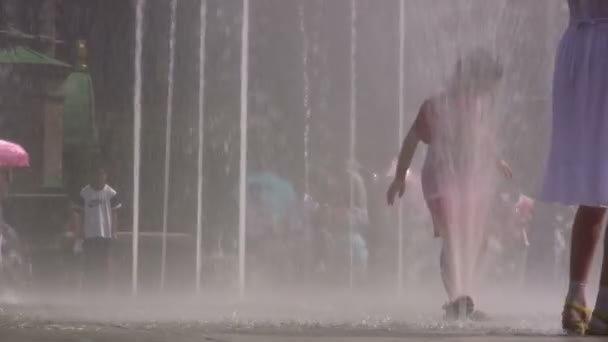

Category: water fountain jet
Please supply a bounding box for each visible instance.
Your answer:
[195,0,208,296]
[238,0,250,298]
[348,0,358,290]
[396,0,405,297]
[160,0,177,292]
[132,0,145,296]
[299,2,312,199]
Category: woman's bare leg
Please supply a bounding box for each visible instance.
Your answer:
[562,206,605,334]
[587,218,608,333]
[568,206,605,302]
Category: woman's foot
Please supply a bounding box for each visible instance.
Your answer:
[443,295,474,321]
[562,301,591,335]
[588,287,608,335]
[588,311,608,336]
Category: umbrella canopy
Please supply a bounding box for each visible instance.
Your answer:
[0,140,29,168]
[233,171,298,231]
[0,46,71,68]
[247,172,301,237]
[245,172,297,216]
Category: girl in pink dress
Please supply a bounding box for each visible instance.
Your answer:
[387,48,511,319]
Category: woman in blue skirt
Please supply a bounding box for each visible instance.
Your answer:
[542,0,608,336]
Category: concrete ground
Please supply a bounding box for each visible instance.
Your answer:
[0,290,588,342]
[0,329,599,342]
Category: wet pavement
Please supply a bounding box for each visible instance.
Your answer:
[0,328,597,342]
[0,291,589,341]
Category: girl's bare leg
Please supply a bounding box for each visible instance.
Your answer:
[428,198,459,299]
[440,239,456,299]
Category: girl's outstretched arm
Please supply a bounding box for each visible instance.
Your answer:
[387,100,431,205]
[497,159,513,179]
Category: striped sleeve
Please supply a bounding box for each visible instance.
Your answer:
[108,187,122,210]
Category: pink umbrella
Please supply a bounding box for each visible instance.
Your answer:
[0,140,29,168]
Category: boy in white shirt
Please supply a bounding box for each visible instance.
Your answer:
[74,166,121,293]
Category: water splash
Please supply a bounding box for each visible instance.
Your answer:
[160,0,177,292]
[132,0,145,296]
[119,0,560,308]
[388,0,546,301]
[432,81,503,298]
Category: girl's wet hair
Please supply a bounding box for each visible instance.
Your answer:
[452,48,503,90]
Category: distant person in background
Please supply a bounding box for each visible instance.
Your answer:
[370,158,428,288]
[0,168,10,200]
[346,162,370,282]
[540,0,608,336]
[74,166,121,294]
[513,194,533,253]
[331,196,368,285]
[61,209,83,291]
[483,192,532,288]
[0,169,11,240]
[363,161,394,286]
[387,48,512,320]
[0,168,26,291]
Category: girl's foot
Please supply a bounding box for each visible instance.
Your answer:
[469,310,490,321]
[562,301,591,335]
[443,295,474,321]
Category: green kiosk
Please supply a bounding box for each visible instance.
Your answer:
[0,41,98,290]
